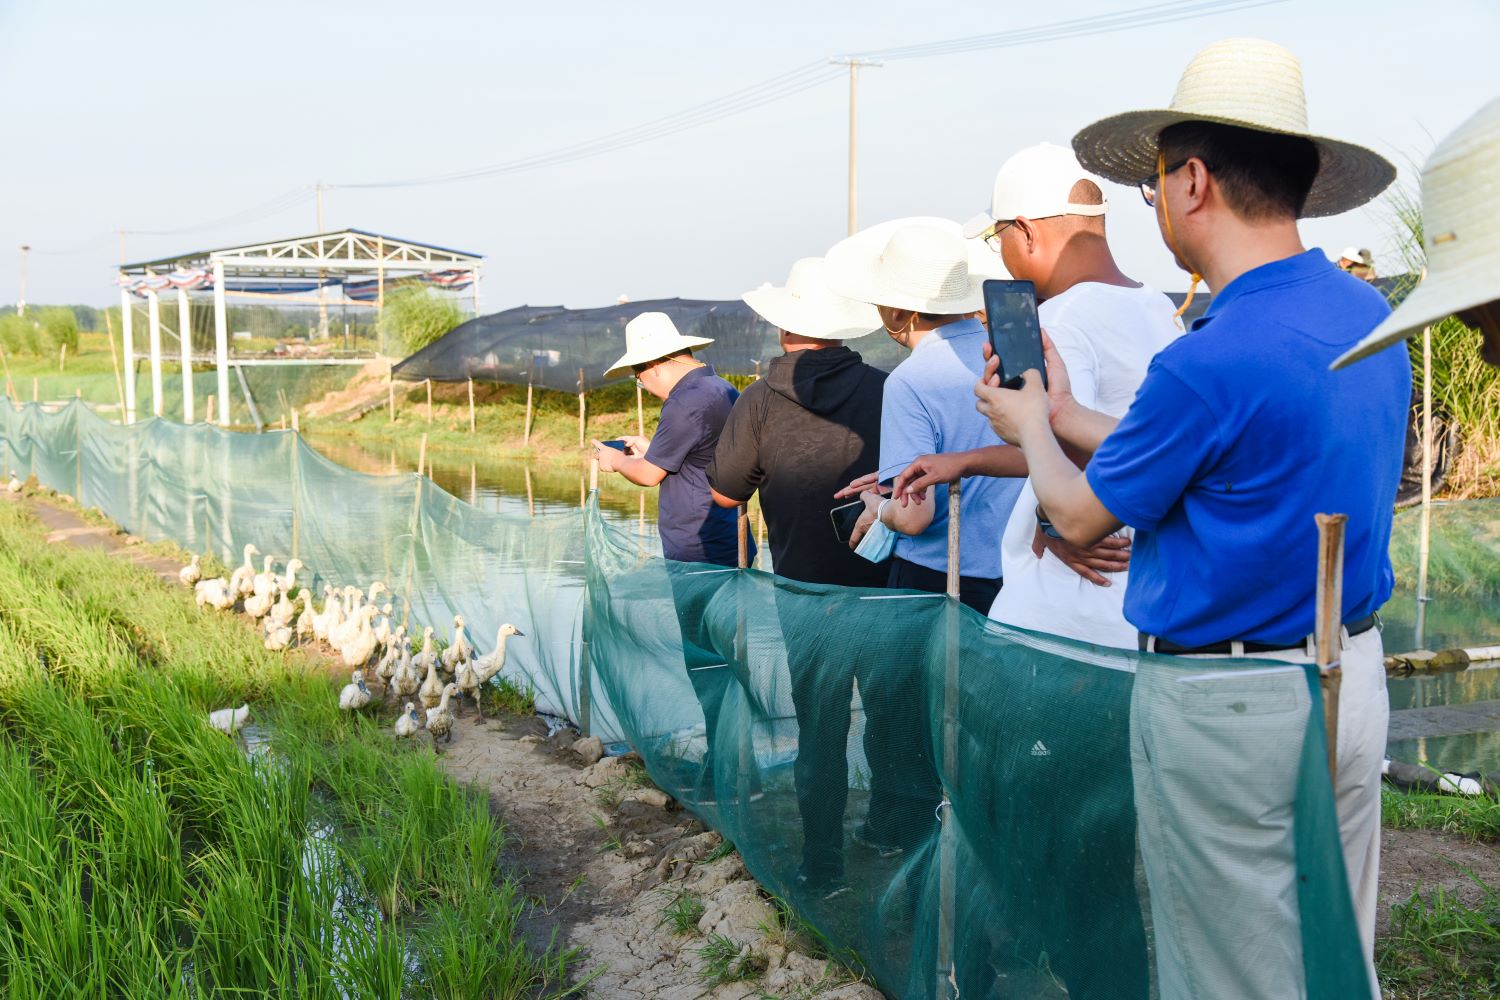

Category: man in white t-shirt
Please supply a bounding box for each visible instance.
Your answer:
[893,143,1180,647]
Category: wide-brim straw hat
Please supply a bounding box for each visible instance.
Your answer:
[824,217,1007,315]
[742,257,881,340]
[602,311,714,379]
[1071,37,1395,218]
[1334,98,1500,369]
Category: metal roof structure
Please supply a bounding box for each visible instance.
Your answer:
[119,228,483,278]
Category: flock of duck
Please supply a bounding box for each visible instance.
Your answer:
[187,543,524,748]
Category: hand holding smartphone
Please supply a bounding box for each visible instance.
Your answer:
[982,279,1046,391]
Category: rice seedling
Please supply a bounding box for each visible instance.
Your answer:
[657,890,706,936]
[697,932,766,987]
[0,500,575,997]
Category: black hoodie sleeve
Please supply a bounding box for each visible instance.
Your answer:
[706,382,766,502]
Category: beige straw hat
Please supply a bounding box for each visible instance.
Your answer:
[742,257,881,340]
[823,217,1006,315]
[602,312,714,379]
[1333,98,1500,369]
[1071,37,1395,218]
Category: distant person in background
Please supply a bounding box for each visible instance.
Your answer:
[595,311,753,802]
[1335,97,1500,370]
[1337,245,1377,281]
[707,256,888,898]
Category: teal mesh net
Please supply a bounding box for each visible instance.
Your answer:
[1,398,1375,999]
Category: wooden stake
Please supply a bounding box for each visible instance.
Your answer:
[636,382,645,437]
[589,455,599,494]
[1315,512,1347,786]
[523,376,534,447]
[467,377,476,434]
[59,344,66,372]
[104,310,126,421]
[32,377,38,403]
[206,394,215,426]
[525,465,534,517]
[577,368,586,448]
[946,479,963,599]
[425,378,432,424]
[417,432,427,476]
[291,408,299,433]
[387,374,395,421]
[737,504,749,570]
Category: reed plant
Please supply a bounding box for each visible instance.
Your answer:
[0,499,578,998]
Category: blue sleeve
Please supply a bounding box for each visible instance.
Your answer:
[877,375,937,482]
[645,398,697,474]
[1085,363,1223,533]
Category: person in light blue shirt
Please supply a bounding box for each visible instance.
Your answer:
[826,222,1023,613]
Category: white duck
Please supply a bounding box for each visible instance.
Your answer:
[267,588,297,630]
[411,626,438,679]
[229,544,259,599]
[394,701,423,739]
[340,606,380,669]
[375,625,406,687]
[389,645,420,702]
[328,588,364,649]
[195,577,234,612]
[6,473,21,493]
[418,653,445,710]
[312,584,341,643]
[178,554,202,588]
[294,590,316,641]
[440,614,472,674]
[209,704,251,734]
[275,558,303,597]
[250,555,278,600]
[264,622,293,651]
[243,585,274,621]
[372,603,395,649]
[425,683,459,746]
[459,624,524,722]
[366,581,387,606]
[339,670,373,711]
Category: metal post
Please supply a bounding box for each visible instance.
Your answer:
[120,286,137,423]
[176,286,194,423]
[1315,513,1347,786]
[1415,325,1433,649]
[829,58,881,236]
[146,287,164,418]
[211,260,230,427]
[936,478,962,998]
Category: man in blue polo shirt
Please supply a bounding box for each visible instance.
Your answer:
[596,311,752,803]
[975,39,1402,1000]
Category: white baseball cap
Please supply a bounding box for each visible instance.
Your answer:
[962,142,1109,240]
[1337,246,1363,263]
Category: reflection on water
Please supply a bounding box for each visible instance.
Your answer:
[1388,667,1500,711]
[1387,732,1500,776]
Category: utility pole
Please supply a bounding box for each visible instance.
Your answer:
[17,245,29,316]
[315,181,329,339]
[829,57,882,236]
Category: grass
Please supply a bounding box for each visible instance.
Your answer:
[0,498,577,998]
[1377,874,1500,999]
[697,932,766,987]
[1383,785,1500,842]
[657,890,706,936]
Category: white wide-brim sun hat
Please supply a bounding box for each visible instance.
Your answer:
[1071,37,1395,218]
[823,217,1007,315]
[742,257,881,340]
[1334,98,1500,369]
[602,311,714,379]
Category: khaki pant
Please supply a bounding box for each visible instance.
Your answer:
[1131,627,1386,999]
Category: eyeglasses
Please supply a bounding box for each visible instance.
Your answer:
[1139,157,1211,207]
[983,220,1017,253]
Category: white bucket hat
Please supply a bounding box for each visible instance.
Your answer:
[824,218,1003,315]
[1071,37,1395,218]
[1334,98,1500,369]
[962,142,1109,239]
[602,312,714,379]
[742,257,880,340]
[1337,246,1364,264]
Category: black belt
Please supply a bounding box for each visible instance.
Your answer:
[1138,614,1379,657]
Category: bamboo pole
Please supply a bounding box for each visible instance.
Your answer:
[1315,512,1347,786]
[59,344,66,372]
[577,368,586,447]
[579,454,600,738]
[206,394,215,426]
[387,371,395,422]
[936,479,962,998]
[104,310,126,422]
[525,466,534,517]
[636,382,645,437]
[425,378,432,424]
[417,432,427,476]
[1415,325,1433,649]
[523,371,535,446]
[32,378,38,403]
[467,377,476,434]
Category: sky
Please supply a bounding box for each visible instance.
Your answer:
[1,0,1496,310]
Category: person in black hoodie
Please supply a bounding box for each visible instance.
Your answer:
[708,257,891,898]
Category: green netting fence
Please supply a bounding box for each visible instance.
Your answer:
[0,398,1379,999]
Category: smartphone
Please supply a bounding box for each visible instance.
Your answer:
[830,500,865,545]
[600,439,628,452]
[982,279,1046,390]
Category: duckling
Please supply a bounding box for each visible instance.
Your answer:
[195,577,234,612]
[249,555,278,601]
[229,544,259,599]
[264,622,293,651]
[208,704,251,735]
[178,553,202,588]
[312,584,340,643]
[266,588,297,631]
[339,669,373,711]
[375,625,406,687]
[340,606,380,669]
[366,581,387,605]
[372,603,395,649]
[394,701,423,739]
[425,683,459,747]
[294,590,316,641]
[6,473,21,493]
[276,558,303,597]
[411,626,438,678]
[390,645,420,702]
[440,614,472,674]
[418,654,445,710]
[329,588,364,649]
[243,587,274,621]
